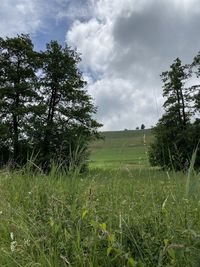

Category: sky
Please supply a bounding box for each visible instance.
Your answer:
[1,0,200,130]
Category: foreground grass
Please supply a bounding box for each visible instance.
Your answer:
[0,168,200,266]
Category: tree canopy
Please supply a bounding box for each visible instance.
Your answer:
[149,58,200,170]
[0,34,102,171]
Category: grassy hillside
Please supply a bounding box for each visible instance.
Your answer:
[89,129,154,168]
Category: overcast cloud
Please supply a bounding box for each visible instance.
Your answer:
[1,0,200,130]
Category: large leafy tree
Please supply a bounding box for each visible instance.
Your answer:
[35,41,102,171]
[149,58,196,170]
[0,34,40,166]
[0,36,102,170]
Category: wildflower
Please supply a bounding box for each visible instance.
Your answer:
[10,241,17,252]
[0,211,3,215]
[24,239,30,247]
[10,232,14,240]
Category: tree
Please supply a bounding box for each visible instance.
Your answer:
[162,58,192,127]
[0,36,102,171]
[192,53,200,113]
[149,58,196,170]
[0,34,40,166]
[35,41,102,171]
[190,53,200,166]
[141,124,145,130]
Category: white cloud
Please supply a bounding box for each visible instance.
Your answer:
[66,0,200,130]
[0,0,45,36]
[1,0,200,131]
[93,0,134,20]
[0,0,71,37]
[67,18,114,74]
[87,77,162,130]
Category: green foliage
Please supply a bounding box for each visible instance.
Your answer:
[149,58,200,170]
[33,40,102,171]
[1,168,200,266]
[0,35,101,171]
[0,34,40,166]
[192,53,200,112]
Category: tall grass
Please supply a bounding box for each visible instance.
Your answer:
[185,146,200,198]
[1,167,200,266]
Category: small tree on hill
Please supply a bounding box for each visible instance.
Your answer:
[141,124,145,130]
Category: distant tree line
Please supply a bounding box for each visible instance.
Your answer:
[149,57,200,170]
[134,124,145,130]
[0,34,102,171]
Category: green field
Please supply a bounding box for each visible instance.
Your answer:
[89,129,154,168]
[1,129,200,266]
[1,168,200,266]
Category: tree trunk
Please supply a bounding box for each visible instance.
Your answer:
[175,88,183,127]
[42,83,58,171]
[13,92,19,164]
[179,88,187,127]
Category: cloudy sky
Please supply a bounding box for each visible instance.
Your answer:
[1,0,200,130]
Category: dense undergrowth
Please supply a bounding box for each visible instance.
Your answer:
[0,168,200,266]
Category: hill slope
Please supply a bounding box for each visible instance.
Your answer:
[89,129,154,168]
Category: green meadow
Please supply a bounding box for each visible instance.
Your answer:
[89,129,154,168]
[0,129,200,266]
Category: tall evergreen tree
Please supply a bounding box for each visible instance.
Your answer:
[149,58,194,170]
[161,58,191,127]
[0,34,40,166]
